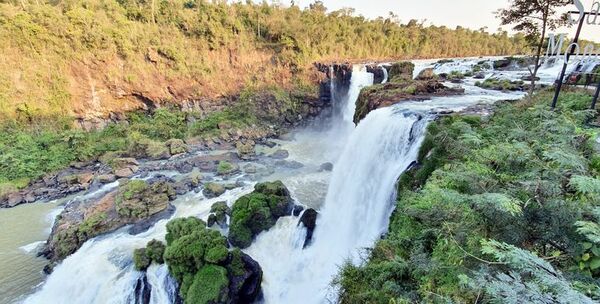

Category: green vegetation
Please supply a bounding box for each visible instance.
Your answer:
[160,216,261,304]
[476,78,525,91]
[0,0,528,120]
[115,179,174,219]
[229,181,292,248]
[337,90,600,303]
[216,161,236,175]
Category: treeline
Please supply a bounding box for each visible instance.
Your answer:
[0,0,529,118]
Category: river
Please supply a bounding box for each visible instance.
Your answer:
[1,56,587,303]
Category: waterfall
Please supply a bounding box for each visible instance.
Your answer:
[246,107,429,304]
[342,66,374,123]
[380,65,389,84]
[23,188,253,304]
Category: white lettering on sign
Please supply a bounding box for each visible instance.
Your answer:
[571,0,600,25]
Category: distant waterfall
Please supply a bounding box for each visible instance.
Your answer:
[246,107,429,304]
[380,65,389,84]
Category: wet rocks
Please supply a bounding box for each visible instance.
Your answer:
[111,158,140,178]
[228,250,263,303]
[207,201,230,228]
[165,139,189,155]
[416,68,436,80]
[298,208,318,248]
[274,160,304,169]
[353,61,465,124]
[475,78,525,91]
[319,162,333,172]
[217,161,240,176]
[203,182,226,198]
[115,179,175,219]
[269,149,289,160]
[236,141,256,160]
[41,178,176,264]
[1,166,107,208]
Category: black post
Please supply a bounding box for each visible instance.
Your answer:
[551,14,586,109]
[592,81,600,110]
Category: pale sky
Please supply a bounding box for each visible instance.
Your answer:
[292,0,600,41]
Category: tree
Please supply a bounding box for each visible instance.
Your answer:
[497,0,571,95]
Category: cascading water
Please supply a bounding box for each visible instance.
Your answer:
[380,65,389,84]
[246,107,429,304]
[23,188,254,304]
[17,58,538,304]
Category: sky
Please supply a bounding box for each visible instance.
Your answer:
[292,0,600,41]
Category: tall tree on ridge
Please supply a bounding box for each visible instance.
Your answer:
[497,0,572,95]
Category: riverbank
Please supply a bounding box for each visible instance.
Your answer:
[336,89,600,303]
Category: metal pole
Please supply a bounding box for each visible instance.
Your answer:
[552,14,586,109]
[592,80,600,110]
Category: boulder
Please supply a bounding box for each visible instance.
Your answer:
[207,201,230,228]
[388,61,415,82]
[270,149,289,160]
[227,250,263,303]
[165,139,189,155]
[42,179,176,264]
[204,182,226,198]
[217,161,240,176]
[111,158,139,178]
[319,162,333,172]
[236,141,256,160]
[298,208,318,248]
[97,174,116,184]
[229,181,293,248]
[115,179,175,220]
[146,141,171,160]
[416,68,436,80]
[243,164,257,174]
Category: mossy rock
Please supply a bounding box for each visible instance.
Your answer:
[146,141,171,160]
[203,182,226,198]
[388,61,415,82]
[208,201,230,227]
[185,265,229,304]
[217,161,239,175]
[134,248,151,271]
[228,181,292,248]
[166,138,189,155]
[165,216,207,245]
[115,180,173,219]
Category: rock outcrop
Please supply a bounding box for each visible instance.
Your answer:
[41,178,176,266]
[228,181,293,248]
[353,61,464,124]
[298,208,318,248]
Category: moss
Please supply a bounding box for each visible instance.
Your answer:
[388,61,415,82]
[185,265,229,304]
[476,78,524,91]
[165,217,206,245]
[77,212,107,240]
[216,161,236,175]
[133,248,151,271]
[146,239,166,264]
[229,181,291,248]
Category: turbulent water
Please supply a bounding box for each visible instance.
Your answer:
[5,56,588,304]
